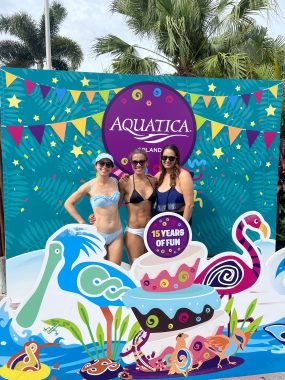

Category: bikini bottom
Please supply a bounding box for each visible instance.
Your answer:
[125,226,145,238]
[96,228,122,246]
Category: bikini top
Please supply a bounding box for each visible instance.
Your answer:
[128,175,157,204]
[154,186,185,213]
[89,180,120,209]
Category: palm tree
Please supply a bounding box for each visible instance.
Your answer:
[0,1,83,70]
[92,0,279,77]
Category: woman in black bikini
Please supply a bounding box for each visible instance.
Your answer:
[119,148,157,263]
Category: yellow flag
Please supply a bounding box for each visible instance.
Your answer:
[50,122,67,142]
[85,91,96,104]
[99,90,110,104]
[216,96,225,108]
[228,126,242,145]
[190,94,200,106]
[6,72,17,87]
[178,90,187,97]
[114,88,124,94]
[211,121,224,139]
[269,84,278,98]
[92,112,105,128]
[69,90,81,104]
[203,96,212,108]
[71,117,86,136]
[194,114,207,130]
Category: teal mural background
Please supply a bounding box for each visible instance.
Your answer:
[0,67,282,260]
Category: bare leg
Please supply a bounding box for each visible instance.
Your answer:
[125,231,146,264]
[106,234,123,265]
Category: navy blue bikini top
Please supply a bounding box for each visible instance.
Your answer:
[154,187,185,213]
[89,180,120,209]
[128,176,157,204]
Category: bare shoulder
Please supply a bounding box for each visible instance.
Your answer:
[179,168,192,180]
[149,176,157,186]
[154,171,161,180]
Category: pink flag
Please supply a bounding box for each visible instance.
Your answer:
[263,131,278,149]
[6,126,24,146]
[24,80,37,96]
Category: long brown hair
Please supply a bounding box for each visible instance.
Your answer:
[157,144,181,187]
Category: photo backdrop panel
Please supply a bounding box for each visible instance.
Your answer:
[0,68,282,262]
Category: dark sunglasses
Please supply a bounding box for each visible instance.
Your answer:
[131,159,146,167]
[97,160,113,168]
[161,155,176,162]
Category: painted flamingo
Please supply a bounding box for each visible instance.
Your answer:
[194,211,270,297]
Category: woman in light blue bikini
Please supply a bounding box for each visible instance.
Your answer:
[64,153,123,265]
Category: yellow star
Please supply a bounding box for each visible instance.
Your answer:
[51,115,55,121]
[224,113,229,119]
[50,141,56,147]
[196,149,201,155]
[52,77,59,84]
[34,186,39,191]
[250,121,255,127]
[12,160,19,166]
[208,83,216,92]
[213,147,224,159]
[8,94,22,108]
[65,107,71,114]
[265,104,276,116]
[236,144,241,150]
[235,86,241,91]
[266,162,271,167]
[81,77,90,86]
[33,115,40,121]
[71,145,83,158]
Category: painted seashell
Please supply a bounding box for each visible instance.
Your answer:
[80,358,122,380]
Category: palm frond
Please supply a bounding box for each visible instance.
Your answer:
[0,40,34,67]
[112,53,159,74]
[52,36,83,70]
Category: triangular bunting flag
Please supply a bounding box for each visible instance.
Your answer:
[190,94,200,107]
[6,126,24,146]
[50,122,67,142]
[114,88,123,94]
[5,72,17,87]
[92,112,105,128]
[253,90,263,104]
[99,90,110,104]
[246,130,260,148]
[211,121,224,139]
[194,114,207,130]
[40,85,51,100]
[24,80,37,96]
[242,93,251,106]
[216,96,225,108]
[203,96,212,108]
[85,91,96,104]
[69,90,82,104]
[263,131,278,149]
[28,125,45,144]
[71,117,87,136]
[228,126,242,145]
[178,90,187,97]
[228,96,238,108]
[55,88,67,103]
[269,84,279,98]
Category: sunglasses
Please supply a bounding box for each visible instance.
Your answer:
[131,159,146,167]
[161,155,176,162]
[97,161,113,168]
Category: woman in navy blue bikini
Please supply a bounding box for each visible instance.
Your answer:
[64,153,123,265]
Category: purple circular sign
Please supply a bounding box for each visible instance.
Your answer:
[144,212,191,258]
[102,81,196,174]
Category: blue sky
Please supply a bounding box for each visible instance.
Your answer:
[1,0,284,73]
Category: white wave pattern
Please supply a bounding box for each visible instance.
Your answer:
[135,133,189,144]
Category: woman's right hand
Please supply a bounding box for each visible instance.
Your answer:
[88,213,96,224]
[121,173,130,182]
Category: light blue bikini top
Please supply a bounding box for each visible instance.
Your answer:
[89,180,120,209]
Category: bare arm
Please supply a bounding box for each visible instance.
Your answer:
[118,179,127,207]
[64,182,90,224]
[179,170,194,222]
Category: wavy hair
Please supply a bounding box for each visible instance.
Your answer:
[157,144,181,187]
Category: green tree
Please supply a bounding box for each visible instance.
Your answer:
[0,1,83,70]
[92,0,280,78]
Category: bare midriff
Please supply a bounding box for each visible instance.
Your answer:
[127,201,153,229]
[92,205,121,233]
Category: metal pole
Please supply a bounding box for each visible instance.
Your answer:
[44,0,52,69]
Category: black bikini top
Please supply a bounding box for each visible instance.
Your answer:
[128,175,157,204]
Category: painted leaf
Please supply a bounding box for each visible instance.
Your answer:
[127,321,141,342]
[96,323,105,350]
[44,318,83,343]
[78,302,90,326]
[230,308,238,336]
[224,297,234,315]
[114,306,122,333]
[244,299,257,322]
[245,316,263,334]
[119,315,129,340]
